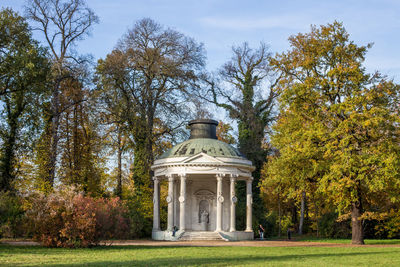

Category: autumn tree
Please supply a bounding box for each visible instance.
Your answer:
[95,18,205,234]
[268,21,400,244]
[0,8,49,192]
[204,42,279,229]
[216,120,235,144]
[261,111,326,236]
[57,77,106,195]
[25,0,99,188]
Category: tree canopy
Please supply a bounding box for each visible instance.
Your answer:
[263,21,400,244]
[0,8,49,192]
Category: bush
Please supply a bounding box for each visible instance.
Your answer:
[26,189,129,247]
[0,192,25,238]
[373,210,400,239]
[125,193,153,238]
[318,212,351,238]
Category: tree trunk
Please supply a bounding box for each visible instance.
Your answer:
[278,193,281,238]
[351,199,364,244]
[299,191,306,235]
[314,197,319,237]
[292,203,298,229]
[1,119,17,191]
[47,84,61,187]
[116,127,123,198]
[0,96,24,192]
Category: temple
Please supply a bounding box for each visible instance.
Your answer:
[151,119,255,241]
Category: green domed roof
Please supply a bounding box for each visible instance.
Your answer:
[158,138,244,159]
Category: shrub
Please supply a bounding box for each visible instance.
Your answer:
[318,212,351,238]
[374,210,400,239]
[125,193,153,238]
[26,189,129,247]
[0,192,25,238]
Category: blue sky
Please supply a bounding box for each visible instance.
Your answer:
[3,0,400,81]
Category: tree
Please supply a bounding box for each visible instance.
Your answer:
[0,8,49,192]
[57,77,106,195]
[260,110,326,236]
[95,18,205,234]
[216,120,235,144]
[204,42,279,229]
[25,0,99,188]
[268,21,400,244]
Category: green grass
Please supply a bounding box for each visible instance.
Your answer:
[295,236,400,245]
[1,245,400,266]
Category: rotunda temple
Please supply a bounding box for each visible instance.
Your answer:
[151,119,255,241]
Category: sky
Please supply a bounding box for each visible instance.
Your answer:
[3,0,400,81]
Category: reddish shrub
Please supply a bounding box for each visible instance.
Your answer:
[26,190,129,247]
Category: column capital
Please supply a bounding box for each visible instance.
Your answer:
[178,173,187,180]
[166,174,175,182]
[247,177,254,183]
[230,174,238,182]
[153,176,160,182]
[216,173,225,181]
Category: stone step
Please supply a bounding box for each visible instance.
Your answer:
[179,231,224,241]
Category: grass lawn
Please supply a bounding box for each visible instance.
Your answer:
[1,244,400,266]
[294,237,400,245]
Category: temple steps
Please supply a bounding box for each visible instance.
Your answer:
[179,231,224,241]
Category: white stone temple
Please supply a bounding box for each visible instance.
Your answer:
[151,119,255,241]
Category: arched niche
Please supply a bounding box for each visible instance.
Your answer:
[194,189,214,223]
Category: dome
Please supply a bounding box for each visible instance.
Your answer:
[158,138,244,159]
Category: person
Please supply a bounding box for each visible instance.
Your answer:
[258,224,265,240]
[287,228,291,240]
[172,226,178,237]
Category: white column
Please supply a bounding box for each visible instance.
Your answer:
[229,175,237,232]
[173,179,178,228]
[167,175,174,231]
[179,174,187,231]
[152,176,160,231]
[216,174,224,232]
[246,177,253,232]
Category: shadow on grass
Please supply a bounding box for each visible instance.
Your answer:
[0,244,173,256]
[12,251,397,266]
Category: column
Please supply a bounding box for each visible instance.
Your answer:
[152,176,160,231]
[246,177,253,232]
[229,175,237,232]
[167,175,174,231]
[173,179,178,227]
[179,174,187,231]
[216,174,224,232]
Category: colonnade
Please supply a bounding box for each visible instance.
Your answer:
[152,174,253,233]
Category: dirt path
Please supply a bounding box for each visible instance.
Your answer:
[101,240,400,248]
[3,239,400,248]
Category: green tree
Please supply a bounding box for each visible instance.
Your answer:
[0,8,49,192]
[205,42,279,229]
[267,21,400,244]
